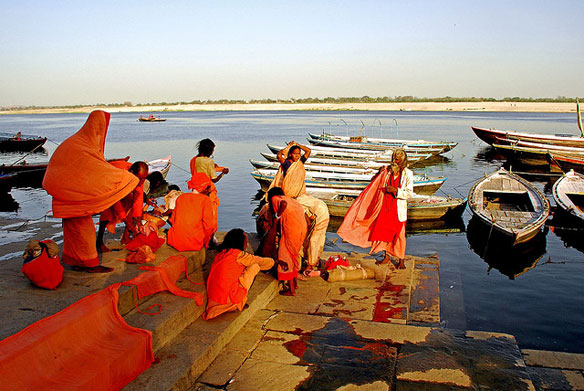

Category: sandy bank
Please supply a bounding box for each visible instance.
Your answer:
[1,102,578,115]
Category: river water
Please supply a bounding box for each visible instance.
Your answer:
[0,110,582,353]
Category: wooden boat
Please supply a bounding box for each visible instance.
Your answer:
[0,133,47,152]
[307,138,449,156]
[320,192,467,220]
[552,170,584,223]
[249,159,377,175]
[138,116,167,122]
[547,152,584,173]
[468,168,550,245]
[260,152,390,169]
[471,126,584,148]
[308,132,458,153]
[0,156,170,188]
[250,168,446,195]
[266,144,433,163]
[493,143,584,167]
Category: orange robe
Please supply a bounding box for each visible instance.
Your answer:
[167,193,217,252]
[272,195,307,281]
[43,111,138,267]
[203,249,274,320]
[189,156,221,208]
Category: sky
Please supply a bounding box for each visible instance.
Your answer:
[1,0,583,107]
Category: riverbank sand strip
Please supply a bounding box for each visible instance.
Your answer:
[1,101,578,115]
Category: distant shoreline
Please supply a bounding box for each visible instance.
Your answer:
[0,101,577,115]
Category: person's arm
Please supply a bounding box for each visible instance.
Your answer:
[298,143,311,160]
[396,169,415,200]
[277,141,295,164]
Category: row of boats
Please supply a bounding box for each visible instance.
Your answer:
[251,126,584,247]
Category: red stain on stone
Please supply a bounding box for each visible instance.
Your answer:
[373,282,406,322]
[283,338,307,359]
[339,287,346,295]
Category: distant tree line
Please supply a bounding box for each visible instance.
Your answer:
[1,96,579,111]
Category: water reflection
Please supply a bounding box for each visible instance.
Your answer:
[328,215,465,235]
[466,216,547,279]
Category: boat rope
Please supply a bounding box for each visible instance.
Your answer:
[170,161,190,175]
[482,220,496,259]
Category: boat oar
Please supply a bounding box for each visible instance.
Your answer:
[7,143,46,167]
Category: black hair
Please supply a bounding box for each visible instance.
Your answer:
[287,145,301,160]
[197,138,215,157]
[129,161,148,175]
[267,187,285,203]
[168,184,180,192]
[219,228,246,251]
[147,171,164,187]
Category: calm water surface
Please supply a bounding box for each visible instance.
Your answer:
[0,110,582,353]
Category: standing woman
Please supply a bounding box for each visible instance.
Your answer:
[268,141,330,274]
[337,148,414,269]
[189,138,229,204]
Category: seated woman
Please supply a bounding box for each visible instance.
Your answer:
[258,187,308,296]
[203,228,274,320]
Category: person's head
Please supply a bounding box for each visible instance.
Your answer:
[220,228,247,251]
[392,148,408,170]
[197,138,215,157]
[267,187,285,208]
[147,171,165,188]
[168,184,180,192]
[287,145,302,162]
[129,161,149,180]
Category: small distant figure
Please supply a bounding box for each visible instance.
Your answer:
[14,132,22,141]
[203,228,274,320]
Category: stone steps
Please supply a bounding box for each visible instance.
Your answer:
[123,271,278,391]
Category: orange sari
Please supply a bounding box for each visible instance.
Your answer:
[43,111,138,266]
[272,195,307,281]
[167,193,217,251]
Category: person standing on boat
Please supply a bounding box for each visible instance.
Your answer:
[337,148,414,269]
[269,141,330,275]
[43,111,138,273]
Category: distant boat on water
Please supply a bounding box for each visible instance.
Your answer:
[138,115,167,122]
[0,132,47,152]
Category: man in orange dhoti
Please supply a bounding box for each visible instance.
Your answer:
[43,111,139,273]
[167,188,217,252]
[264,187,307,296]
[203,229,274,320]
[337,149,414,269]
[270,141,330,273]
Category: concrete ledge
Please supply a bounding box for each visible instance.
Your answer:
[123,273,279,391]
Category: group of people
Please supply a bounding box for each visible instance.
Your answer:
[42,111,413,320]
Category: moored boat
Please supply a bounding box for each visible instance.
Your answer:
[471,126,584,148]
[468,168,550,245]
[492,143,584,167]
[547,152,584,173]
[260,152,390,169]
[552,169,584,223]
[307,137,449,156]
[0,133,47,152]
[138,115,167,122]
[251,168,446,195]
[249,159,378,175]
[147,155,172,178]
[308,132,458,153]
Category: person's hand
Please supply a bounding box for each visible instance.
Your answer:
[385,185,397,194]
[277,260,289,271]
[222,167,229,174]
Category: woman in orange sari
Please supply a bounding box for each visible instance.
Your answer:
[264,187,308,295]
[188,138,228,209]
[43,111,138,273]
[203,228,274,320]
[337,148,414,269]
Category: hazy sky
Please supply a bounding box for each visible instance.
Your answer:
[1,1,582,106]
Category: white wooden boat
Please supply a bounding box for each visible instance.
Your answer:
[249,159,377,175]
[307,137,450,156]
[308,132,457,153]
[320,191,467,220]
[468,168,550,245]
[251,168,446,195]
[492,143,584,167]
[147,155,171,179]
[552,169,584,223]
[260,152,389,169]
[266,144,433,163]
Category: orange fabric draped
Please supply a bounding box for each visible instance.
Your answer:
[0,284,154,391]
[43,110,139,218]
[273,195,307,281]
[61,216,100,267]
[123,255,203,306]
[337,169,387,248]
[206,249,247,306]
[266,160,306,199]
[167,193,217,252]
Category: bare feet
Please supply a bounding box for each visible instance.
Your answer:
[376,254,391,265]
[97,244,111,253]
[396,259,406,270]
[280,289,296,296]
